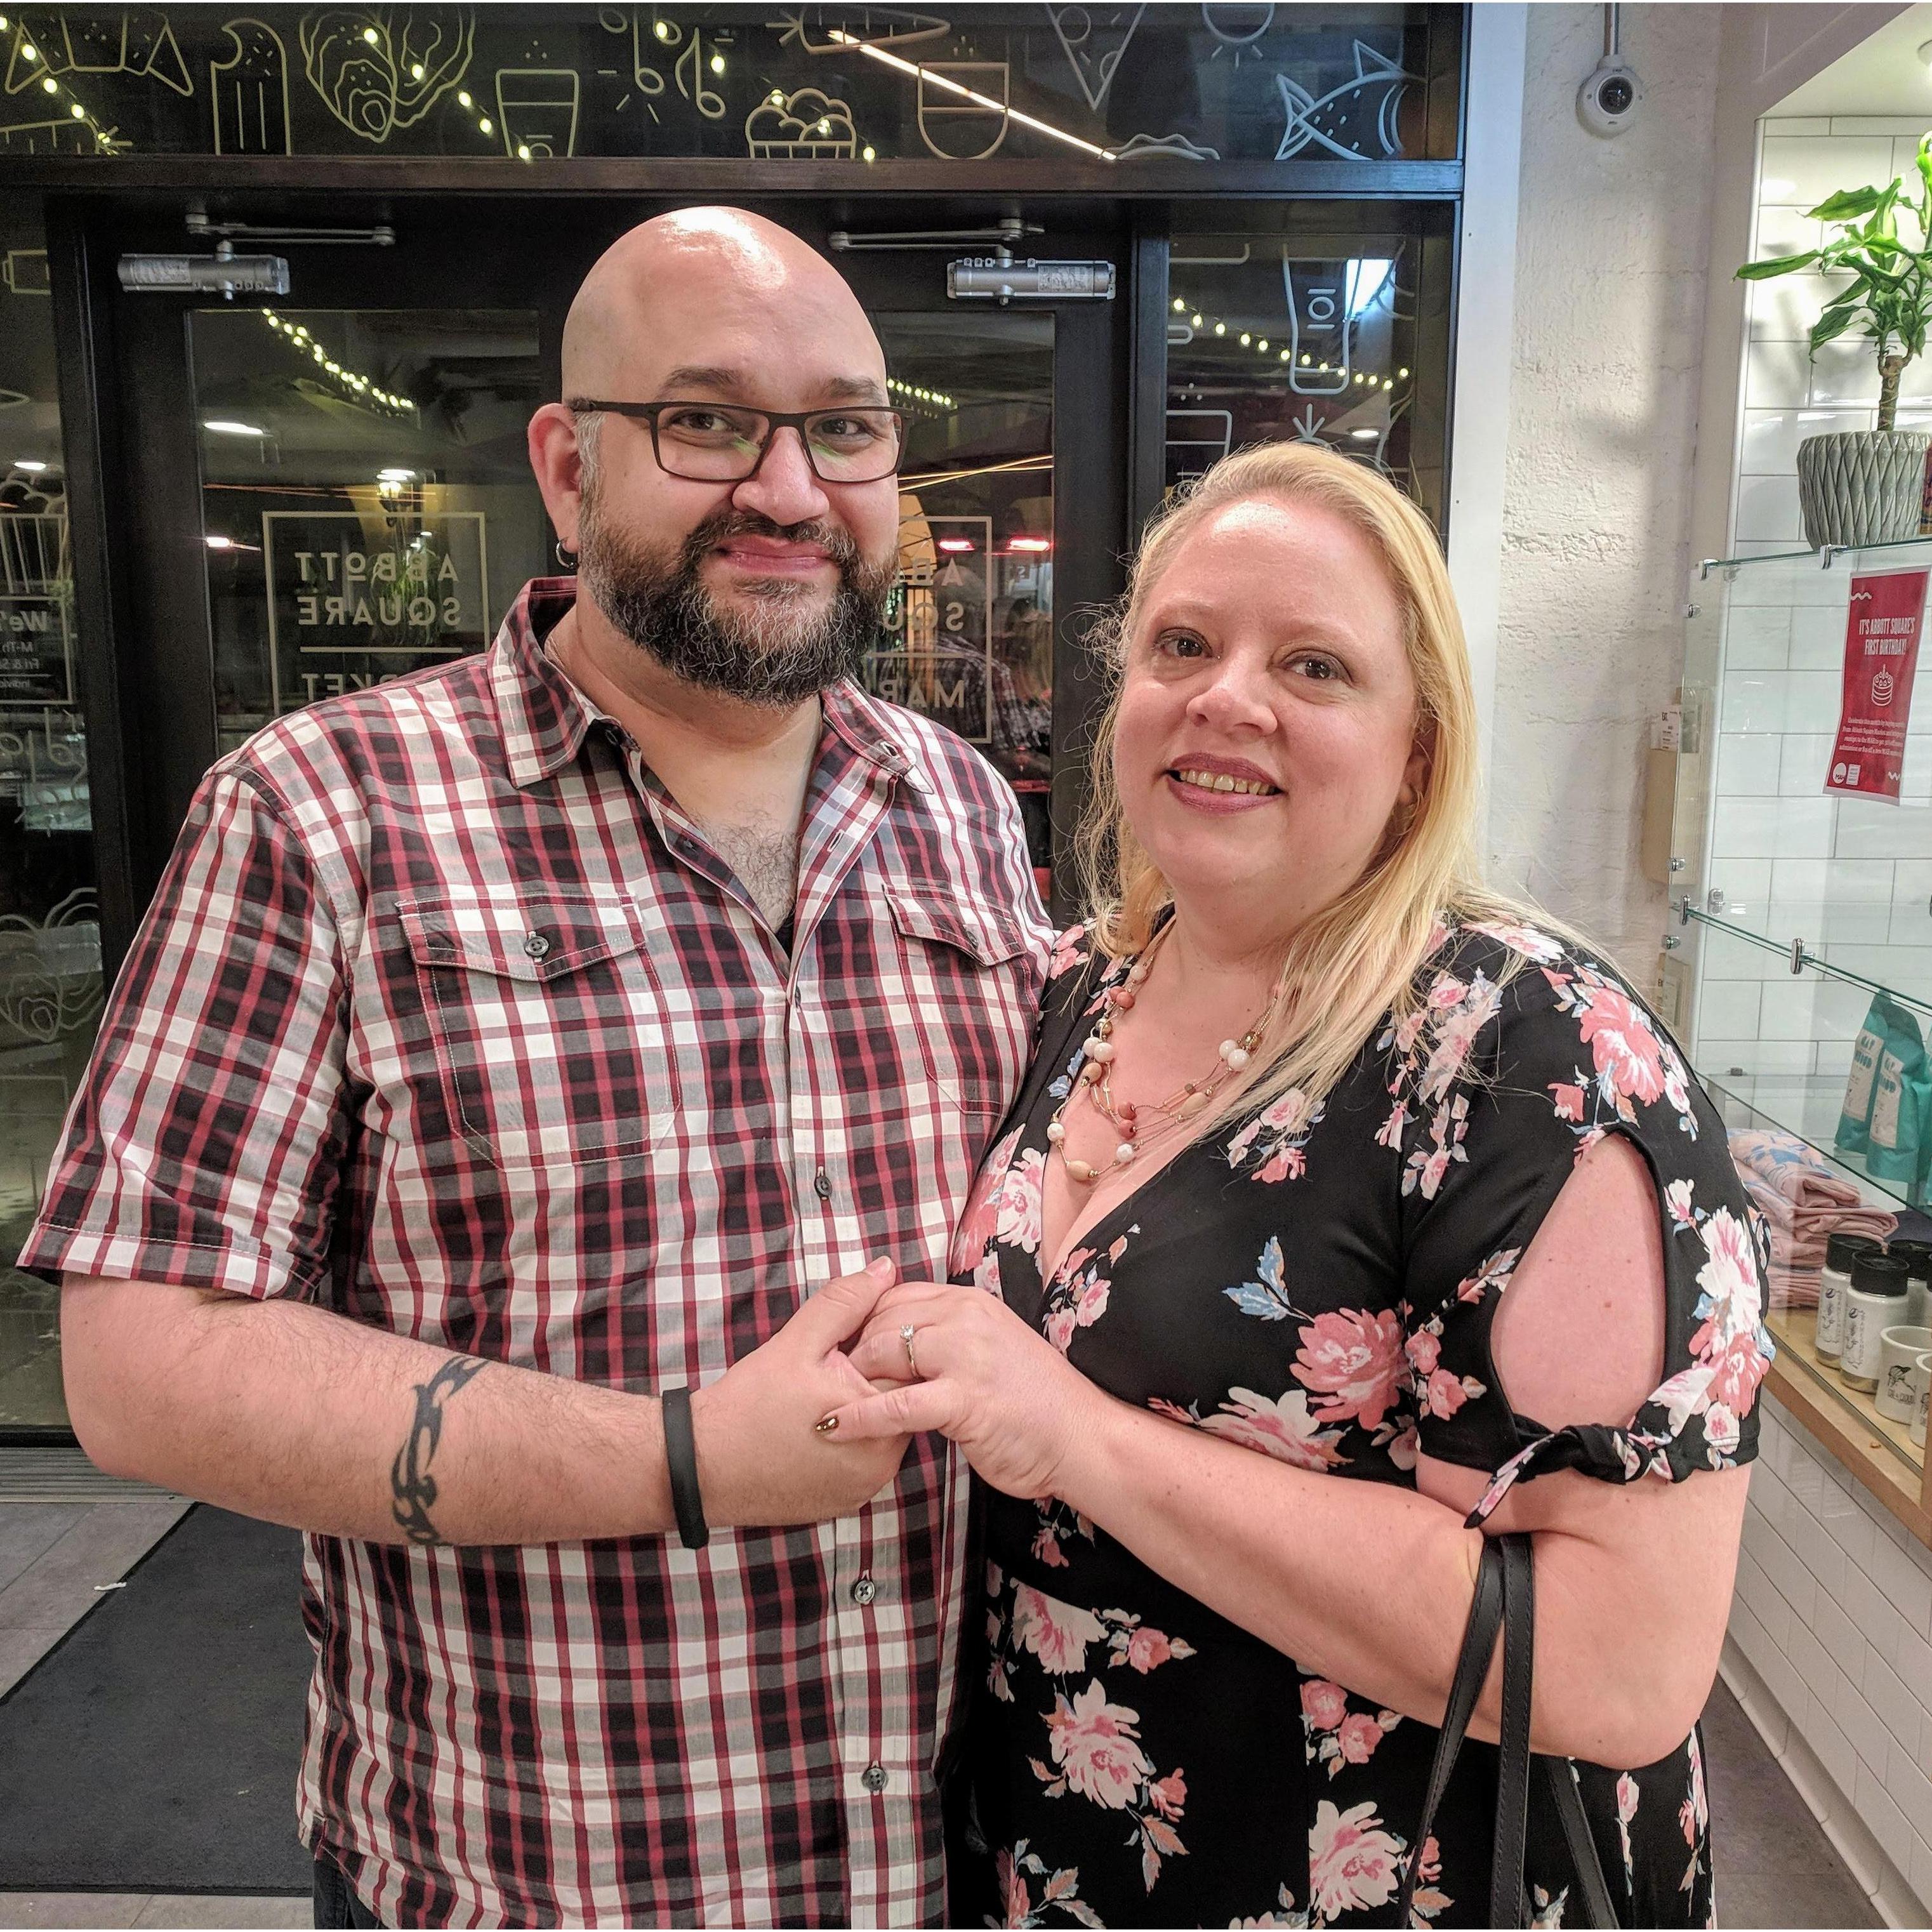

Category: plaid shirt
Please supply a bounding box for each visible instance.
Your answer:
[23,579,1049,1927]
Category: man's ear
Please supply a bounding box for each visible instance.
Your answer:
[527,403,586,553]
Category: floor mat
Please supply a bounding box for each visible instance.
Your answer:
[0,1504,312,1894]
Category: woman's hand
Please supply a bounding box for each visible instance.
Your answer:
[829,1281,1109,1500]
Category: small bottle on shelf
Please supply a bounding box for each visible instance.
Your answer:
[1889,1238,1932,1330]
[1841,1251,1910,1393]
[1818,1231,1882,1363]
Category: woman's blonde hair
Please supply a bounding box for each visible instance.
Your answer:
[1075,440,1547,1130]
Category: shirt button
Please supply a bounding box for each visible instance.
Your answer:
[861,1763,887,1794]
[814,1169,832,1200]
[522,932,551,960]
[852,1575,878,1606]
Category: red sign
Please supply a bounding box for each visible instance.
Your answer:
[1825,568,1929,805]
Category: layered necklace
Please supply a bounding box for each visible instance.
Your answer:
[1047,921,1287,1186]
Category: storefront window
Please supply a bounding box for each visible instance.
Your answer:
[1165,206,1452,524]
[0,5,1455,166]
[0,199,100,1431]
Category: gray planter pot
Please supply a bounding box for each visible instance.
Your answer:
[1795,429,1931,549]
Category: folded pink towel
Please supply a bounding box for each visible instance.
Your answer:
[1728,1127,1863,1210]
[1730,1129,1898,1315]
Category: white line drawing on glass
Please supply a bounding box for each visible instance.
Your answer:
[1115,131,1217,160]
[1200,3,1271,49]
[0,888,105,1045]
[1288,404,1324,442]
[3,249,52,293]
[1165,408,1232,477]
[1047,3,1142,113]
[1274,41,1415,160]
[1283,256,1350,395]
[210,18,291,154]
[298,7,475,144]
[671,23,726,119]
[495,65,578,155]
[917,58,1005,159]
[0,390,30,407]
[0,114,127,151]
[745,84,856,157]
[4,9,192,95]
[771,7,949,56]
[596,7,664,104]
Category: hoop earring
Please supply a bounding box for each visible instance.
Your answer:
[555,538,579,571]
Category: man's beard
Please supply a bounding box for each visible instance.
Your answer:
[576,487,896,710]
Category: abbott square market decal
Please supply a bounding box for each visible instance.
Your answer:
[0,590,75,706]
[1826,568,1929,805]
[868,513,993,744]
[262,510,491,713]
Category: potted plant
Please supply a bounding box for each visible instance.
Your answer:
[1737,133,1932,548]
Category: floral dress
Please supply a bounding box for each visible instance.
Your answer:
[946,918,1770,1930]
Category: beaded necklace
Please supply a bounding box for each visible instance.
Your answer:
[1046,922,1287,1186]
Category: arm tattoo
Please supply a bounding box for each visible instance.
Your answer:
[391,1357,488,1545]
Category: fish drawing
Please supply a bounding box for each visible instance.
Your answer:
[1274,41,1414,162]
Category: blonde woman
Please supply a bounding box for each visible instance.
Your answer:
[828,443,1768,1928]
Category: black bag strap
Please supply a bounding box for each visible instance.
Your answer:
[1394,1537,1504,1924]
[1395,1533,1620,1929]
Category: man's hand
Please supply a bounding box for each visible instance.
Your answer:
[691,1257,915,1528]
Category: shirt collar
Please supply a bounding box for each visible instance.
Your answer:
[489,576,929,793]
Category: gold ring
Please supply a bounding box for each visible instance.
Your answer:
[900,1322,920,1378]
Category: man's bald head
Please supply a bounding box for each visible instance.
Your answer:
[562,208,884,401]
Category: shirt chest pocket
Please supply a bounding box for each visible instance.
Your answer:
[885,885,1035,1123]
[397,896,683,1168]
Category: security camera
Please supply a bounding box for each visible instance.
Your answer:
[1577,55,1642,136]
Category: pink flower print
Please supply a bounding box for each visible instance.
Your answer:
[995,1148,1046,1254]
[1033,1523,1070,1569]
[1467,918,1564,963]
[1123,1626,1175,1674]
[1075,1273,1111,1328]
[1012,1582,1106,1676]
[1148,1768,1187,1821]
[1387,1419,1419,1471]
[996,1848,1029,1928]
[1300,1678,1349,1732]
[1306,1799,1405,1922]
[1688,1206,1771,1419]
[1256,1145,1306,1184]
[1405,1328,1441,1376]
[1043,1303,1077,1353]
[1616,1771,1639,1880]
[1665,1177,1695,1227]
[1375,1101,1410,1149]
[1422,1366,1478,1420]
[1294,1307,1406,1429]
[1336,1712,1384,1764]
[1549,1081,1585,1123]
[1193,1386,1349,1471]
[1577,983,1667,1108]
[1454,1246,1520,1305]
[1702,1401,1741,1459]
[1420,977,1504,1099]
[1043,1681,1154,1810]
[1048,923,1087,979]
[951,1128,1021,1271]
[1427,974,1469,1011]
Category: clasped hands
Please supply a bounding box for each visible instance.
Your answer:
[826,1272,1101,1503]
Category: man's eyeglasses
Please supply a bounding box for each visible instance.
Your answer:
[567,398,905,486]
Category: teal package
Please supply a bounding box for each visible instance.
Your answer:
[1839,995,1922,1158]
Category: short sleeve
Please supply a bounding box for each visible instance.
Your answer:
[1390,922,1774,1523]
[18,767,355,1303]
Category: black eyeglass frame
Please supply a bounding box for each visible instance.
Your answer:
[567,397,906,485]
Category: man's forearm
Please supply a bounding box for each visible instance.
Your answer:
[62,1276,676,1547]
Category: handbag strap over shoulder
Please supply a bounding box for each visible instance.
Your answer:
[1394,1533,1618,1929]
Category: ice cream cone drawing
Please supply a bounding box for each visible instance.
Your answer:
[918,59,1007,160]
[745,85,856,157]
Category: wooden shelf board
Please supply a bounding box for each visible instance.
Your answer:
[1764,1308,1931,1549]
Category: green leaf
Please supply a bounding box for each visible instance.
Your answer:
[1736,251,1818,280]
[1810,308,1862,350]
[1808,186,1885,221]
[1917,133,1932,199]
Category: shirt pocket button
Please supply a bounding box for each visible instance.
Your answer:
[522,932,551,960]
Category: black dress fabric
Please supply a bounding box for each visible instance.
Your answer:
[946,917,1773,1929]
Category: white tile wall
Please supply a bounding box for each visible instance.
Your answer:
[1691,119,1932,1080]
[1728,1399,1932,1917]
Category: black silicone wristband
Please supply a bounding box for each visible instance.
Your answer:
[661,1384,709,1551]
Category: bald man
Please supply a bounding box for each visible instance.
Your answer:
[28,210,1049,1926]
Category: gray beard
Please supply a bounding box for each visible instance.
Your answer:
[576,496,895,710]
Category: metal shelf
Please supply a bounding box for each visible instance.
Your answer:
[1698,533,1932,578]
[1678,902,1932,1020]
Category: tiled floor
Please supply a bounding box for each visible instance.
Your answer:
[0,1502,1900,1929]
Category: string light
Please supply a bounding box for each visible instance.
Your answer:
[11,33,119,149]
[258,309,415,416]
[1170,291,1413,402]
[888,374,953,413]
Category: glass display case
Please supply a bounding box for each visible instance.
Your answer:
[1672,534,1932,1545]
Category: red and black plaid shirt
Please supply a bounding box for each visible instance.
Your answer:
[23,579,1049,1926]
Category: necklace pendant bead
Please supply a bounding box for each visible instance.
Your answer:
[1177,1090,1210,1119]
[1223,1046,1251,1072]
[1047,1120,1066,1143]
[1111,988,1135,1010]
[1064,1157,1096,1183]
[1115,1142,1136,1165]
[1080,1062,1103,1085]
[1119,1118,1137,1141]
[1087,1038,1116,1064]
